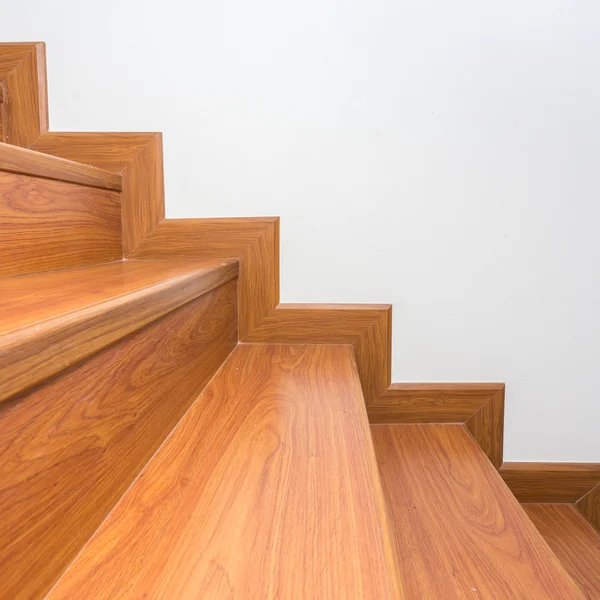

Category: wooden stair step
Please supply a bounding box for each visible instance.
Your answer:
[371,424,584,599]
[0,258,238,403]
[523,504,600,599]
[48,344,400,599]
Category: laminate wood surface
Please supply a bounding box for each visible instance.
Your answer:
[368,383,505,467]
[0,258,238,403]
[131,217,280,338]
[0,170,122,277]
[0,281,237,600]
[368,383,503,423]
[0,141,122,190]
[0,43,47,147]
[31,132,166,255]
[48,344,400,599]
[500,463,600,503]
[244,304,391,406]
[523,504,600,599]
[372,424,583,599]
[464,385,505,469]
[31,132,280,332]
[577,483,600,532]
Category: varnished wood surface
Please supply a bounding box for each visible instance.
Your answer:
[49,344,399,599]
[0,281,237,600]
[523,504,600,599]
[0,170,122,278]
[368,383,503,423]
[244,304,391,406]
[0,43,47,147]
[131,217,280,337]
[500,463,600,503]
[464,385,505,469]
[368,383,505,467]
[372,424,583,599]
[0,141,122,190]
[29,135,282,333]
[577,483,600,532]
[31,132,165,255]
[0,258,238,403]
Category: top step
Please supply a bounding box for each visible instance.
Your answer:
[0,258,239,403]
[0,141,123,277]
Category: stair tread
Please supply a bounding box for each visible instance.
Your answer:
[48,343,399,599]
[523,503,600,599]
[371,423,584,599]
[0,258,238,402]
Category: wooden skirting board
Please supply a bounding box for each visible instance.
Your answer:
[0,43,48,147]
[1,40,505,463]
[501,463,600,531]
[368,383,505,468]
[7,41,600,491]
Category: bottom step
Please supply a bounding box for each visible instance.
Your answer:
[371,424,583,599]
[48,344,398,599]
[523,504,600,599]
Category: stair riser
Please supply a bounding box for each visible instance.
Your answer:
[0,170,122,278]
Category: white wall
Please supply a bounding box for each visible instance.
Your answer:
[4,0,599,461]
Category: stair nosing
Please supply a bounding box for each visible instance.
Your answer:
[0,259,239,404]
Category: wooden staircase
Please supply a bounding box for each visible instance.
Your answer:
[0,42,598,599]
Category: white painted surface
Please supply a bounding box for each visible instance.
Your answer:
[4,0,599,461]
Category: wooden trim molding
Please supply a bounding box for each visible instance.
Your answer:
[130,218,279,339]
[3,41,506,466]
[0,259,238,404]
[29,135,279,338]
[30,132,164,255]
[0,43,48,147]
[244,304,392,406]
[577,483,600,532]
[0,141,122,190]
[500,463,600,503]
[500,462,600,531]
[368,383,505,467]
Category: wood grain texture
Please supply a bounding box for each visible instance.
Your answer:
[465,385,505,469]
[31,132,165,254]
[368,384,505,468]
[0,170,122,278]
[368,383,504,423]
[0,42,48,147]
[523,504,600,599]
[0,258,238,403]
[500,463,600,503]
[577,483,600,532]
[0,281,237,600]
[372,424,583,599]
[0,141,122,190]
[244,304,391,406]
[131,217,280,338]
[48,344,399,600]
